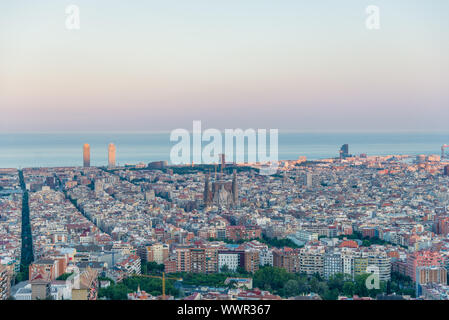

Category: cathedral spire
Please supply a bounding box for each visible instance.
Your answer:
[232,169,238,206]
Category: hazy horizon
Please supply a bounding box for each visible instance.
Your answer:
[1,131,449,168]
[2,129,449,134]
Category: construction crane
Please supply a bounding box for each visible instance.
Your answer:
[132,272,182,300]
[442,145,449,160]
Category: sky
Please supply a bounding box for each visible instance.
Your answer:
[0,0,448,133]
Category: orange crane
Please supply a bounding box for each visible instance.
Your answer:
[132,272,182,300]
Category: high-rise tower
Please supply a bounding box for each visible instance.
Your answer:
[83,144,90,167]
[108,143,116,168]
[339,144,351,160]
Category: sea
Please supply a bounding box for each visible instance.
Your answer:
[0,132,448,169]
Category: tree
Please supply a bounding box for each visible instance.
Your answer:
[147,262,165,273]
[227,280,239,289]
[315,282,329,296]
[309,276,320,293]
[354,274,370,297]
[328,273,345,292]
[297,277,311,294]
[343,281,355,297]
[284,279,299,297]
[220,264,230,273]
[141,262,147,275]
[322,288,339,300]
[236,266,247,275]
[253,267,292,293]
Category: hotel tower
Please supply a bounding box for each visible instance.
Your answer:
[108,143,116,168]
[83,144,90,167]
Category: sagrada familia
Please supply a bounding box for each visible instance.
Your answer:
[203,169,238,208]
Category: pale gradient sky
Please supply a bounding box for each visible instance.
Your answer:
[0,0,448,132]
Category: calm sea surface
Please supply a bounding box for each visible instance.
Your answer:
[0,132,448,168]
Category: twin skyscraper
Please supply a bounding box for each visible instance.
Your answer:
[83,143,116,168]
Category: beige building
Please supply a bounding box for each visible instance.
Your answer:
[31,279,51,300]
[147,244,170,265]
[299,246,325,276]
[83,143,90,167]
[417,267,447,286]
[108,143,116,168]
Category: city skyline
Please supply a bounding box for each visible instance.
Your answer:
[2,1,449,306]
[1,0,448,133]
[1,131,449,169]
[3,149,449,301]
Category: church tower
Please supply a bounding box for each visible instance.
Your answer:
[232,169,238,206]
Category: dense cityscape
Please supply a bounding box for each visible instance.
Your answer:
[1,143,449,300]
[1,2,447,318]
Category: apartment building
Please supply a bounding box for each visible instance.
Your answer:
[353,255,368,277]
[29,259,60,282]
[324,252,343,279]
[190,248,207,273]
[406,250,445,282]
[218,250,244,272]
[146,243,169,265]
[176,247,192,272]
[368,253,391,282]
[259,248,274,267]
[244,250,260,273]
[299,246,324,276]
[273,248,300,273]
